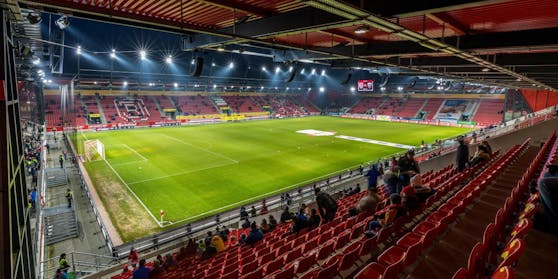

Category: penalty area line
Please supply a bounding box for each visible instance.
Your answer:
[122,144,149,161]
[102,158,163,227]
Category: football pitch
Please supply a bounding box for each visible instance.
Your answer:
[79,116,470,241]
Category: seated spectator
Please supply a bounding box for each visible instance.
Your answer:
[204,231,213,247]
[210,234,225,253]
[280,206,293,223]
[197,240,205,256]
[269,215,278,230]
[155,254,164,266]
[201,244,217,259]
[260,218,270,233]
[128,247,139,269]
[164,254,177,271]
[401,184,419,211]
[241,218,251,229]
[470,145,491,166]
[150,260,164,279]
[480,140,492,155]
[365,194,407,234]
[357,186,381,213]
[308,208,321,230]
[243,222,264,246]
[351,183,361,195]
[176,247,187,261]
[132,259,149,279]
[410,174,435,202]
[218,226,229,242]
[291,208,308,234]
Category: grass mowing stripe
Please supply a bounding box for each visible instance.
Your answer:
[102,158,162,227]
[127,161,237,185]
[161,134,239,163]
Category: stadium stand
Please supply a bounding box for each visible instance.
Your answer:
[473,99,505,126]
[294,95,320,114]
[420,98,445,120]
[394,98,427,118]
[348,97,384,114]
[222,96,263,113]
[173,95,220,116]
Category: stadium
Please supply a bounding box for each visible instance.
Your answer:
[1,1,558,279]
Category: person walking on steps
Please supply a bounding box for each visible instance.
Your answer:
[66,188,73,208]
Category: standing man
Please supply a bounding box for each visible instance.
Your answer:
[398,150,420,186]
[59,154,64,168]
[315,188,338,222]
[456,136,469,172]
[66,188,73,208]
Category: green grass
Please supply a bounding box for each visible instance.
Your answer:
[80,116,470,228]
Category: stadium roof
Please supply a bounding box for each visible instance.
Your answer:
[11,0,558,90]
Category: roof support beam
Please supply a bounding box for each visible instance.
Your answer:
[195,0,274,17]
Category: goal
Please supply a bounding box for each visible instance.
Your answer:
[83,139,105,162]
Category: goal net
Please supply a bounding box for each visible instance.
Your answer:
[84,139,105,162]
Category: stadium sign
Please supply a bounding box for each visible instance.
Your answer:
[357,79,374,92]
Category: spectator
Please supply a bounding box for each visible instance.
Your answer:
[410,174,435,202]
[202,243,217,259]
[401,184,419,211]
[150,260,164,278]
[128,247,139,269]
[365,165,381,189]
[163,253,178,271]
[58,253,70,272]
[260,218,270,233]
[537,165,558,234]
[210,234,225,252]
[65,188,72,208]
[351,184,361,195]
[280,206,293,223]
[357,186,381,213]
[260,200,268,215]
[59,154,64,168]
[291,208,308,234]
[30,188,37,209]
[470,145,491,166]
[384,170,401,195]
[204,231,213,247]
[308,208,321,230]
[218,226,229,242]
[197,240,206,256]
[366,194,406,234]
[55,268,69,279]
[155,254,164,266]
[397,150,420,186]
[241,218,251,229]
[268,215,278,230]
[244,222,264,246]
[240,206,249,221]
[132,259,149,279]
[456,136,469,172]
[315,188,338,222]
[250,205,257,217]
[480,139,492,155]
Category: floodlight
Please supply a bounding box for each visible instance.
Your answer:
[229,62,234,69]
[311,68,316,75]
[165,55,173,64]
[275,66,280,73]
[173,82,178,88]
[55,16,69,30]
[262,66,267,72]
[350,86,356,92]
[139,50,147,60]
[76,45,81,55]
[319,86,325,92]
[321,69,326,76]
[123,81,128,86]
[354,25,369,34]
[110,49,116,58]
[32,57,40,65]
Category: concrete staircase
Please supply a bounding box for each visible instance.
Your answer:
[95,96,107,124]
[45,168,68,188]
[44,206,79,245]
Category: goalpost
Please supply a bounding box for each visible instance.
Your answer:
[83,139,105,162]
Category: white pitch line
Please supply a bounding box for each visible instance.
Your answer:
[335,135,415,149]
[161,134,239,163]
[122,144,148,161]
[102,159,163,227]
[127,161,236,185]
[162,161,368,226]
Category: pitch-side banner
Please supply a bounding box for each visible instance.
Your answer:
[357,79,374,92]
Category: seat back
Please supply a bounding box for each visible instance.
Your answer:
[359,236,377,257]
[383,254,405,279]
[284,247,302,264]
[338,246,359,272]
[467,242,485,279]
[316,258,339,279]
[497,239,526,270]
[272,265,295,279]
[333,231,351,251]
[296,253,316,274]
[316,240,335,261]
[490,266,514,279]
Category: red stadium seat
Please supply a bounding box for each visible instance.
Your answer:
[284,246,302,265]
[316,258,339,279]
[270,265,295,279]
[263,257,283,276]
[497,239,526,270]
[491,266,515,279]
[333,231,351,251]
[295,253,316,274]
[315,240,335,262]
[452,267,468,279]
[337,245,359,273]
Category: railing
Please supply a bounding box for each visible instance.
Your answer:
[40,251,118,279]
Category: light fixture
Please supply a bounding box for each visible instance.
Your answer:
[93,81,98,85]
[321,69,326,76]
[308,87,312,91]
[300,68,305,74]
[27,13,42,25]
[289,66,294,72]
[194,84,200,88]
[274,87,278,90]
[229,62,234,69]
[173,82,178,88]
[76,45,82,55]
[191,59,195,65]
[286,87,290,90]
[275,66,280,73]
[350,86,356,92]
[148,82,154,86]
[516,78,522,82]
[482,68,490,72]
[246,86,251,89]
[380,87,386,91]
[261,86,264,90]
[110,49,116,58]
[262,66,267,72]
[397,86,403,91]
[123,81,128,86]
[213,84,217,88]
[311,68,316,75]
[165,55,173,64]
[55,16,69,30]
[354,25,369,34]
[319,87,325,92]
[212,62,216,67]
[217,46,225,52]
[139,50,147,60]
[32,57,40,65]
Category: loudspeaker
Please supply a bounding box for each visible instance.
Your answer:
[285,68,297,82]
[341,73,352,85]
[192,57,204,77]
